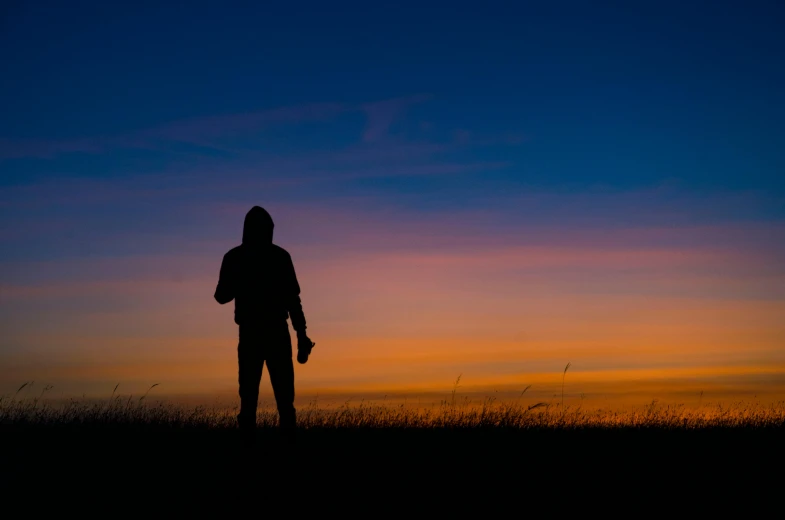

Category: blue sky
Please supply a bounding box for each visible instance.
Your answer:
[3,1,784,187]
[1,2,783,263]
[1,1,784,399]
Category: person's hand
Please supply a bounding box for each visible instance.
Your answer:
[297,333,315,364]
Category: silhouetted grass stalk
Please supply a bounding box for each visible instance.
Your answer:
[561,362,572,419]
[3,373,784,431]
[2,393,784,430]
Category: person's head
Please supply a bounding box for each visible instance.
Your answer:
[242,206,274,246]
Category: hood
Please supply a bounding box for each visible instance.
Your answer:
[242,206,274,246]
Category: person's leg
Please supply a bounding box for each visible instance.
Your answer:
[265,323,296,431]
[237,326,264,431]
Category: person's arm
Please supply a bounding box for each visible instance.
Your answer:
[284,252,314,363]
[284,252,306,333]
[214,252,235,304]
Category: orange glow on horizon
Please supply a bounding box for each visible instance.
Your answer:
[2,217,784,407]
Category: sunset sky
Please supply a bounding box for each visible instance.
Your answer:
[2,2,784,407]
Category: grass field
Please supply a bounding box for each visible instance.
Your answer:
[2,381,783,510]
[4,384,785,430]
[0,384,785,502]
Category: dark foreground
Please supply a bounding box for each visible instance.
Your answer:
[2,424,782,512]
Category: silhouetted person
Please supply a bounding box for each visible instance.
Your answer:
[214,206,314,439]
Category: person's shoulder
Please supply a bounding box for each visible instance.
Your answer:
[271,244,292,259]
[224,245,243,259]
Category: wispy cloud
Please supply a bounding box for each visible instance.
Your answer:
[0,137,103,159]
[361,94,431,142]
[140,102,347,147]
[0,95,438,159]
[0,102,349,159]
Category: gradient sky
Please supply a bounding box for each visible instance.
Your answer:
[2,1,784,406]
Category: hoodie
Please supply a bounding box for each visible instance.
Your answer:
[214,206,307,332]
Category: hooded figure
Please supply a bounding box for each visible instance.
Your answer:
[215,206,314,437]
[241,205,274,248]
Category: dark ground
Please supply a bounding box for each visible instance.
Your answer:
[2,424,782,513]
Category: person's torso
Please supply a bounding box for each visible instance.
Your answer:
[226,244,291,324]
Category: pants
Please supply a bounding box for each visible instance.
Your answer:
[237,322,296,430]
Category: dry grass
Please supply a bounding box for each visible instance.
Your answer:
[2,382,784,431]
